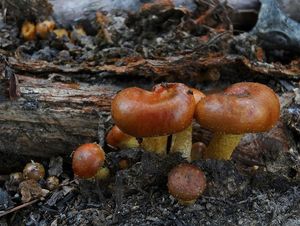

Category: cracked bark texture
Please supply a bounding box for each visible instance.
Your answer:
[0,72,116,157]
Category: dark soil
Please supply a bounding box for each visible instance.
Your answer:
[1,150,299,226]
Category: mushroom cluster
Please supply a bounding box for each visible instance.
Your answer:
[109,83,205,160]
[72,82,280,206]
[21,19,82,41]
[108,82,280,161]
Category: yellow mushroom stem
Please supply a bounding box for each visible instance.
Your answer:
[107,125,192,159]
[170,125,192,161]
[117,136,139,149]
[202,133,243,160]
[94,167,110,181]
[178,199,197,206]
[141,136,168,156]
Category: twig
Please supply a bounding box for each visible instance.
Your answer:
[0,199,39,218]
[0,179,76,218]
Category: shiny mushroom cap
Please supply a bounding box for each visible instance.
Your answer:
[168,163,206,204]
[111,83,196,137]
[72,143,105,179]
[195,82,280,134]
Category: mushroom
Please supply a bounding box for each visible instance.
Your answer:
[195,82,280,160]
[191,142,207,161]
[106,125,139,150]
[111,83,195,157]
[23,161,45,181]
[167,163,206,205]
[118,159,130,170]
[9,172,24,185]
[21,21,36,41]
[94,167,110,181]
[36,20,55,39]
[46,176,60,190]
[72,143,105,179]
[53,28,69,39]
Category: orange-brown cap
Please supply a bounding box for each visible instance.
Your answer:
[72,143,105,179]
[111,83,195,137]
[21,21,36,41]
[106,125,139,149]
[36,20,55,39]
[167,163,206,204]
[195,82,280,134]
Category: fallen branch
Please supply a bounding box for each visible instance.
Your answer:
[0,199,39,218]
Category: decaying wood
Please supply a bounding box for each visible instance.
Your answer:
[7,53,300,80]
[0,72,116,157]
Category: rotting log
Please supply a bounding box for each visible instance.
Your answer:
[8,51,300,80]
[0,73,116,157]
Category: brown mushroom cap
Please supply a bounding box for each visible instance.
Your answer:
[106,125,128,147]
[106,125,138,149]
[111,83,195,137]
[191,142,207,161]
[168,163,206,203]
[21,21,36,41]
[195,82,280,134]
[36,20,55,39]
[23,162,45,181]
[72,143,105,179]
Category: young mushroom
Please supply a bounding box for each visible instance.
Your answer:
[111,83,195,157]
[72,143,106,179]
[23,162,45,181]
[191,142,207,161]
[36,20,55,39]
[53,29,69,39]
[21,21,36,41]
[106,125,139,150]
[168,163,206,205]
[46,176,60,190]
[195,82,280,160]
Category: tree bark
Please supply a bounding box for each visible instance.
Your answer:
[0,72,116,157]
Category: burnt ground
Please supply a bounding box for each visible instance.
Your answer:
[0,0,300,225]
